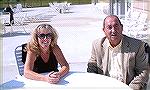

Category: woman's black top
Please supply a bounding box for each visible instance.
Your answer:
[33,52,58,73]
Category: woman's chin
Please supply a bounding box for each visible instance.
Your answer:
[41,45,49,48]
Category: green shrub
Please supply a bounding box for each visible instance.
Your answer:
[0,0,91,8]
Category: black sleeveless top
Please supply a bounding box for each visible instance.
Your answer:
[33,52,59,73]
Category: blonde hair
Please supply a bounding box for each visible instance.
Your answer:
[27,24,58,55]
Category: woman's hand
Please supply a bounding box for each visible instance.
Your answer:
[46,71,60,84]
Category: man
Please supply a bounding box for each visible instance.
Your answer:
[87,15,149,89]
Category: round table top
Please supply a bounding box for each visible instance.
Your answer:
[2,72,132,90]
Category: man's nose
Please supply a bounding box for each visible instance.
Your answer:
[110,27,115,32]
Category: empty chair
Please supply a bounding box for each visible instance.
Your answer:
[129,12,148,39]
[122,9,148,38]
[14,4,22,13]
[11,12,28,33]
[124,10,141,26]
[145,43,150,65]
[137,12,148,24]
[49,3,60,13]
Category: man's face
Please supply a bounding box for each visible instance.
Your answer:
[103,16,123,47]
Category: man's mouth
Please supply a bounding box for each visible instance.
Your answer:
[111,34,117,36]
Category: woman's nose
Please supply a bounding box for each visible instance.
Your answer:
[44,36,47,40]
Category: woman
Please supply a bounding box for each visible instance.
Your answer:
[24,24,69,84]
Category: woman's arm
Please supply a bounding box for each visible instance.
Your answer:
[53,45,69,78]
[24,51,49,82]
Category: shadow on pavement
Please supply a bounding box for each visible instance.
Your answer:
[0,31,30,37]
[0,80,25,89]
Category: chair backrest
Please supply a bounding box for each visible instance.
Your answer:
[14,4,22,13]
[15,43,27,75]
[138,12,148,23]
[145,43,150,65]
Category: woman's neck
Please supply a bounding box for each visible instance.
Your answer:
[40,47,49,54]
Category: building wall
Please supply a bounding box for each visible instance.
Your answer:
[92,0,150,21]
[132,0,149,21]
[147,0,150,21]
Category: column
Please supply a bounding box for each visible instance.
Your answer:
[147,0,150,45]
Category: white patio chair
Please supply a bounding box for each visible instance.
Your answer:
[121,8,141,24]
[14,4,22,13]
[11,13,27,33]
[61,1,71,13]
[1,16,7,34]
[138,12,148,24]
[1,12,14,34]
[126,12,148,39]
[49,2,60,13]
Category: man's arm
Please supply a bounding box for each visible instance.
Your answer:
[87,40,98,73]
[129,42,149,90]
[87,39,103,74]
[87,62,98,73]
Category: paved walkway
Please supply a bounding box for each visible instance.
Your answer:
[1,4,150,90]
[1,4,106,84]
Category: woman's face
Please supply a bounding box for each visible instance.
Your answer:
[37,28,52,49]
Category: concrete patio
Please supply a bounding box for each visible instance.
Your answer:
[1,3,149,89]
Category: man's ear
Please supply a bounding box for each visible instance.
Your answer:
[120,24,123,31]
[121,24,123,27]
[102,28,105,32]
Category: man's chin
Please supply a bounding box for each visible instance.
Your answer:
[110,36,118,40]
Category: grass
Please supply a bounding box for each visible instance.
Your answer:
[0,0,91,9]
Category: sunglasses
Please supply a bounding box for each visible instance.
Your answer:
[37,33,52,39]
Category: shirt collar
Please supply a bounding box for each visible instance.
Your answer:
[106,38,122,50]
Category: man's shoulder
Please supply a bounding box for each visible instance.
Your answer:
[92,37,103,45]
[123,35,145,49]
[93,37,106,43]
[124,35,143,44]
[92,37,106,47]
[93,38,101,42]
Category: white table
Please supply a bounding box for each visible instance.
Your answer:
[1,72,132,90]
